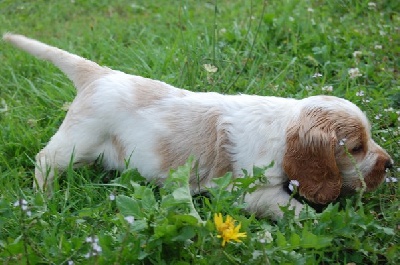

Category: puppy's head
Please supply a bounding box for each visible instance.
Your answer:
[283,96,393,204]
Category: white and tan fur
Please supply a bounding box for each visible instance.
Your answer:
[3,33,393,219]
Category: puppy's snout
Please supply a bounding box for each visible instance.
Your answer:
[384,159,393,170]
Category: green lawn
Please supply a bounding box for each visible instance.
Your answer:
[0,0,399,264]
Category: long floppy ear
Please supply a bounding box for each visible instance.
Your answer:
[283,108,341,204]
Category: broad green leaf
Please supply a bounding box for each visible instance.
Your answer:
[116,195,144,219]
[130,219,148,233]
[78,207,96,217]
[371,223,395,235]
[212,172,233,188]
[171,226,196,242]
[301,229,332,249]
[160,158,203,223]
[133,186,158,210]
[289,232,301,247]
[173,214,199,226]
[172,186,192,202]
[276,230,287,247]
[154,223,177,239]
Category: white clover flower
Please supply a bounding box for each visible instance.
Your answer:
[348,68,362,79]
[124,215,135,224]
[252,250,263,260]
[375,114,381,120]
[311,18,316,25]
[385,177,398,183]
[27,119,38,128]
[203,64,218,73]
[92,242,102,253]
[259,231,273,244]
[322,85,333,92]
[0,98,8,113]
[13,199,28,207]
[374,44,382,50]
[368,2,377,9]
[13,199,33,216]
[85,236,99,243]
[356,90,365,97]
[109,193,116,201]
[289,16,294,22]
[307,7,314,12]
[85,236,102,258]
[288,180,300,192]
[312,73,322,78]
[353,51,362,58]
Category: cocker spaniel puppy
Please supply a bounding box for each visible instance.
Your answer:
[4,34,393,219]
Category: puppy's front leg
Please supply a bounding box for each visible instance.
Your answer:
[245,185,304,219]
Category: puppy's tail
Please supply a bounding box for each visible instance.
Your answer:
[3,33,112,92]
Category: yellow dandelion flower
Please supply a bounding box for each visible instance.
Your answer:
[214,213,247,247]
[214,213,234,232]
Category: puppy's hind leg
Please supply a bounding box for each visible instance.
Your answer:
[34,132,73,193]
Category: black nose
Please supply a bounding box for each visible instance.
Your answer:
[384,160,393,170]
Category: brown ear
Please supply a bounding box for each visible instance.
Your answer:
[283,108,341,204]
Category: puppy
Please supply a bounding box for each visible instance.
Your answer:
[3,33,393,219]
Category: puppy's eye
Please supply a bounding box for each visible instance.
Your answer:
[351,144,364,153]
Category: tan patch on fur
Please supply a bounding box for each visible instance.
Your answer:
[319,96,337,101]
[362,148,390,191]
[335,121,368,169]
[283,107,343,204]
[157,107,233,189]
[111,135,126,163]
[132,78,189,109]
[74,63,112,92]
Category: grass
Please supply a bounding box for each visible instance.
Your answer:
[0,0,399,264]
